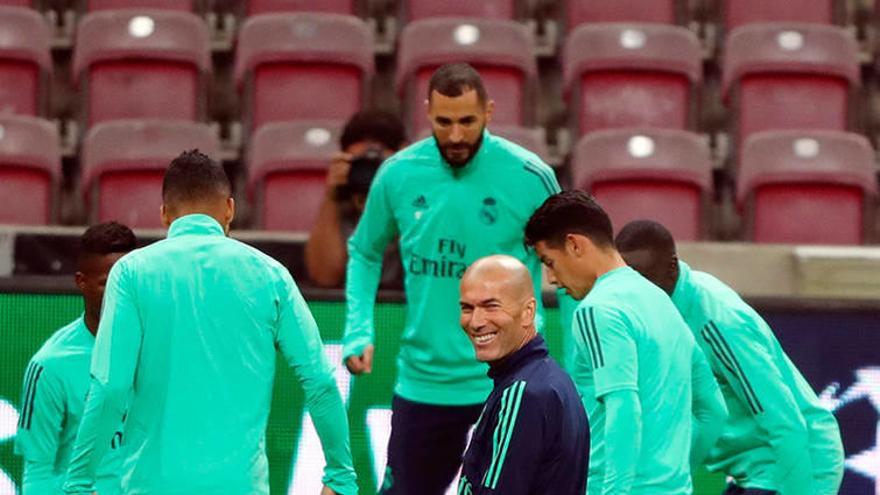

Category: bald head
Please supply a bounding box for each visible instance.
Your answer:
[461,255,534,301]
[459,255,538,364]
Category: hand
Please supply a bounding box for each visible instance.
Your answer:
[345,344,374,375]
[320,486,339,495]
[325,153,353,193]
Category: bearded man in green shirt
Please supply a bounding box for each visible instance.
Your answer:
[63,150,356,495]
[616,219,844,495]
[343,62,562,494]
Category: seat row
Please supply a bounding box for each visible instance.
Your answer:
[0,115,875,245]
[0,8,864,149]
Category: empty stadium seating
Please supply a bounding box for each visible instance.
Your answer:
[722,23,859,156]
[80,119,221,228]
[247,120,342,231]
[85,0,198,11]
[0,115,60,225]
[397,18,536,134]
[404,0,517,21]
[0,1,34,8]
[246,0,358,16]
[565,0,679,28]
[563,23,702,136]
[73,10,211,126]
[0,7,51,116]
[572,128,713,241]
[723,0,839,30]
[738,130,877,245]
[236,13,374,133]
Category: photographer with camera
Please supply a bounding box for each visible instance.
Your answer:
[305,110,407,288]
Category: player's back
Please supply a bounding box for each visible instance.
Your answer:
[116,214,291,493]
[577,266,694,495]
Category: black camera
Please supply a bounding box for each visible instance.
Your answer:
[336,147,384,200]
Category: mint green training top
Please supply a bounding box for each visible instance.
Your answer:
[343,131,560,405]
[573,266,709,495]
[63,214,357,495]
[15,316,123,494]
[672,260,844,495]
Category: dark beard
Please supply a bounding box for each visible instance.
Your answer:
[434,128,485,169]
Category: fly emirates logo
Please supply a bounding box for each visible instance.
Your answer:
[408,238,469,279]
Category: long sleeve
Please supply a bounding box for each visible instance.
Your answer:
[700,317,815,495]
[276,270,357,495]
[690,345,727,468]
[342,165,398,361]
[472,382,545,495]
[601,390,642,495]
[15,361,65,494]
[64,262,142,495]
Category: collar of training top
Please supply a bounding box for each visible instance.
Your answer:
[487,334,549,381]
[167,214,225,238]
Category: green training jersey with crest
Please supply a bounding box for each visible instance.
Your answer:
[572,266,696,495]
[63,214,356,495]
[344,130,560,405]
[14,316,123,495]
[672,260,844,494]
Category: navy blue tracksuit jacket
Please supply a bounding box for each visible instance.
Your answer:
[459,335,589,494]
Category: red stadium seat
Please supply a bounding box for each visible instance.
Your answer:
[246,0,357,16]
[0,7,51,116]
[565,0,680,28]
[723,23,859,156]
[397,18,536,134]
[724,0,839,30]
[572,128,712,241]
[563,23,701,137]
[85,0,197,11]
[247,120,342,231]
[235,13,374,133]
[0,115,60,225]
[738,130,877,245]
[73,10,211,127]
[0,1,35,7]
[404,0,516,21]
[81,119,221,228]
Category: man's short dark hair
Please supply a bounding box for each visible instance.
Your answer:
[427,63,488,105]
[79,221,137,262]
[615,220,677,256]
[162,149,231,206]
[524,190,614,249]
[340,109,407,152]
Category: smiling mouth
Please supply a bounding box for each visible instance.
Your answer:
[471,332,498,345]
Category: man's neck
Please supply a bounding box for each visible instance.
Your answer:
[593,249,627,280]
[84,311,98,336]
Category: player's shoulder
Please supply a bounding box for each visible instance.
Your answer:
[689,271,764,331]
[486,132,545,165]
[31,318,90,366]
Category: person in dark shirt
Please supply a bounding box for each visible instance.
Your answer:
[457,254,589,495]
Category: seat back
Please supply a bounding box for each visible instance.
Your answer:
[722,23,859,154]
[738,130,877,244]
[0,115,60,225]
[724,0,838,30]
[248,120,343,231]
[0,7,51,116]
[236,13,374,132]
[566,0,678,28]
[73,10,211,126]
[573,128,712,240]
[563,23,701,136]
[81,119,220,228]
[405,0,516,21]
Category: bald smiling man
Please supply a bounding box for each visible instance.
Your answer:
[457,255,589,495]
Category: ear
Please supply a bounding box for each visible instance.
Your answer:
[485,99,495,123]
[75,271,86,291]
[565,233,583,256]
[224,197,236,234]
[522,297,537,327]
[160,204,171,228]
